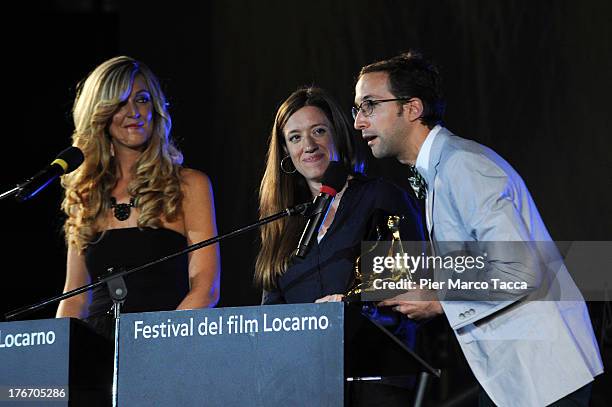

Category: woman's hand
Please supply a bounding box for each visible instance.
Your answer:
[315,294,345,303]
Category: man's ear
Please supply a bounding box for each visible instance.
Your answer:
[403,98,424,122]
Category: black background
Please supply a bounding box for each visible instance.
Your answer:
[2,1,611,404]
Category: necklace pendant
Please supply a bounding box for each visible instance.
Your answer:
[110,197,135,221]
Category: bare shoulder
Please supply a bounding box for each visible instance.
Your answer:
[180,168,211,186]
[180,168,213,193]
[178,168,217,235]
[179,168,215,211]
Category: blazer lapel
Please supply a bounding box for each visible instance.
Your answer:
[425,128,452,237]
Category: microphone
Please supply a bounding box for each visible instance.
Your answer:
[15,146,84,202]
[295,161,348,258]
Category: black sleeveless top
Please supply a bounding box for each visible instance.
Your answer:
[85,227,189,318]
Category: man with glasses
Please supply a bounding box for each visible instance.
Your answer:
[353,51,602,406]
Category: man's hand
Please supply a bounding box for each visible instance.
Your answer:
[379,299,443,319]
[378,289,443,320]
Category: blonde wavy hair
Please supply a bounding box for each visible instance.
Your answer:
[62,56,184,253]
[255,87,365,290]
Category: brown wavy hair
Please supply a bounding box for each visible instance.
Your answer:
[62,56,184,253]
[255,87,365,290]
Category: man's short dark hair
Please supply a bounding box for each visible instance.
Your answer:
[359,51,445,128]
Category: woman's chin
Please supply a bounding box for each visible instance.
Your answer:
[300,168,328,184]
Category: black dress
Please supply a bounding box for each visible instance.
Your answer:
[84,227,189,339]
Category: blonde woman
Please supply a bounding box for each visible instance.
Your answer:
[56,56,220,337]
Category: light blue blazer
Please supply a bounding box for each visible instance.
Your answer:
[422,128,603,406]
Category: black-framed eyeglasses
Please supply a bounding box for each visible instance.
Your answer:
[351,98,412,120]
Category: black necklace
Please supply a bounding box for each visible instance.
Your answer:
[110,197,135,221]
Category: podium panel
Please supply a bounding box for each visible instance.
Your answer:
[0,317,112,406]
[118,303,344,407]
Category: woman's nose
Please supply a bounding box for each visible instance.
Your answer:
[126,100,141,118]
[303,135,318,152]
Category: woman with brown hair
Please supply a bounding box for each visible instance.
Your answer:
[256,86,423,305]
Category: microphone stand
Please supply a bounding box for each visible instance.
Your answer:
[0,185,25,200]
[3,201,312,407]
[105,270,127,407]
[4,201,311,321]
[0,171,62,202]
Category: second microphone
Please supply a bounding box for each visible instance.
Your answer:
[294,161,348,259]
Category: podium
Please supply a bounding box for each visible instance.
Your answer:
[117,303,438,406]
[0,317,112,406]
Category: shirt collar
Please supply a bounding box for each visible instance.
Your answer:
[415,124,442,181]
